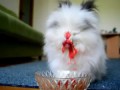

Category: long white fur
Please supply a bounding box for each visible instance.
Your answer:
[44,5,106,81]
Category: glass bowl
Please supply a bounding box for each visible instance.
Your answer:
[35,71,91,90]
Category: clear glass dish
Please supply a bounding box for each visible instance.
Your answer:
[35,71,91,90]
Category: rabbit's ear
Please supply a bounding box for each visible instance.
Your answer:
[59,0,71,8]
[81,0,97,11]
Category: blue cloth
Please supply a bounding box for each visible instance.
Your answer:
[0,59,120,90]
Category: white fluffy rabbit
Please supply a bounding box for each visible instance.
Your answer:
[44,0,106,81]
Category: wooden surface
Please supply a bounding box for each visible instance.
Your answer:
[106,35,120,58]
[0,86,39,90]
[102,33,120,36]
[102,33,120,58]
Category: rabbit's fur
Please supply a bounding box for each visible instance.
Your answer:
[44,0,106,81]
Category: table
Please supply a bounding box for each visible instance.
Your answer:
[102,33,120,58]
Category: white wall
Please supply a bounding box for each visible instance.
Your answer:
[0,0,20,16]
[72,0,120,32]
[33,0,120,33]
[0,0,119,33]
[33,0,58,33]
[96,0,120,32]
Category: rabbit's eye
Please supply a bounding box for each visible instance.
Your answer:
[49,21,59,28]
[78,24,90,31]
[82,20,93,30]
[76,26,87,32]
[82,26,90,30]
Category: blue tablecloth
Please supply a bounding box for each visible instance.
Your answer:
[0,59,120,90]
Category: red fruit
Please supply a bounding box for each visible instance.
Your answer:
[69,48,78,59]
[64,80,69,89]
[58,81,62,87]
[71,79,77,88]
[62,31,78,63]
[65,32,71,39]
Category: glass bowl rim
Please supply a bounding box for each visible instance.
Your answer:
[35,71,91,80]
